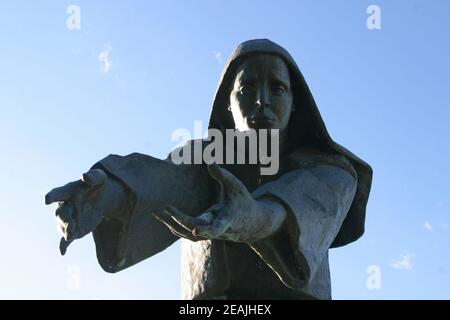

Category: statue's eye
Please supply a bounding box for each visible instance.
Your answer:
[273,84,287,95]
[239,83,256,94]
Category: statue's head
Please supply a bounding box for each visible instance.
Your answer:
[228,54,294,136]
[208,39,313,145]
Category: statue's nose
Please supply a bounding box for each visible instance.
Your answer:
[255,86,270,109]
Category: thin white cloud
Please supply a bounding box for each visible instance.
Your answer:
[391,253,416,270]
[424,221,433,231]
[213,51,223,64]
[98,46,112,73]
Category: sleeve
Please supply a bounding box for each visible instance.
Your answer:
[249,163,357,289]
[91,152,216,273]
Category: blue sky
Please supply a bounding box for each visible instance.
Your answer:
[0,0,449,299]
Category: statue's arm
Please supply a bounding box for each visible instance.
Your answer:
[249,164,357,289]
[91,152,216,273]
[151,158,357,291]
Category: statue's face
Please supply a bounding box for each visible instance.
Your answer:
[229,54,293,132]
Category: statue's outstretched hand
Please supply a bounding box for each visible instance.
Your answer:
[45,169,124,255]
[154,164,285,243]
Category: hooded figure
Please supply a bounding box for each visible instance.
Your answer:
[178,39,372,299]
[52,39,372,300]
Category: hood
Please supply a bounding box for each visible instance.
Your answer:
[208,39,372,247]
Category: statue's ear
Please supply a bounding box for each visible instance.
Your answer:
[291,103,296,113]
[82,169,107,186]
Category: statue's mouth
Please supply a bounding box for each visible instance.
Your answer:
[249,115,274,126]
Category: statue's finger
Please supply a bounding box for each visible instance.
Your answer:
[165,206,211,231]
[207,164,246,194]
[193,225,224,239]
[154,210,192,234]
[81,169,107,187]
[59,237,73,256]
[45,180,84,205]
[198,211,216,225]
[55,201,73,219]
[55,203,75,241]
[56,217,68,238]
[154,210,204,241]
[193,212,231,239]
[165,211,207,241]
[166,224,201,242]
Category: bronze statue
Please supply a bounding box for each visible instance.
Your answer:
[45,39,372,299]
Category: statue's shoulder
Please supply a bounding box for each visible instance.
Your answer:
[282,146,357,179]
